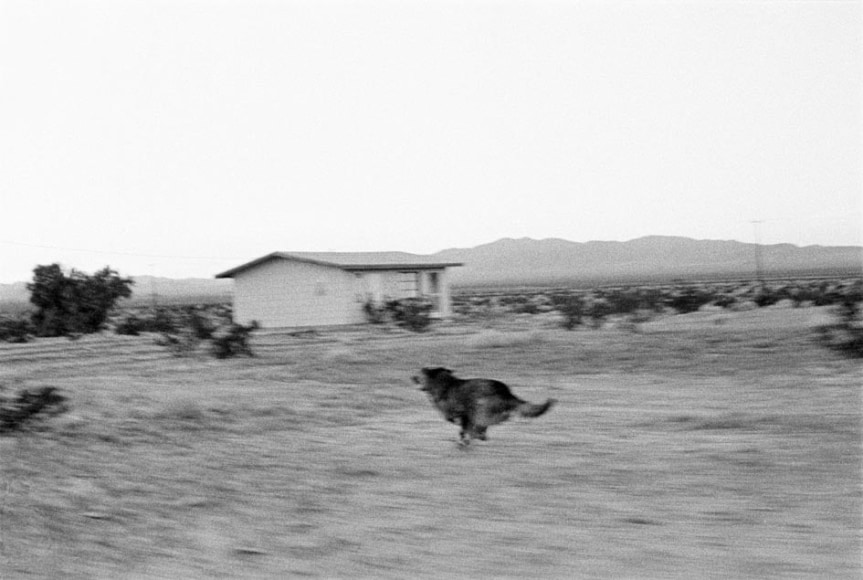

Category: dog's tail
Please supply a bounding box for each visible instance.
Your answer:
[517,398,556,418]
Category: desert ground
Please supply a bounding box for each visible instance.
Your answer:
[1,306,860,579]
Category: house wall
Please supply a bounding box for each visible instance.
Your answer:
[232,260,365,328]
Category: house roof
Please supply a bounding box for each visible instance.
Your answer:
[215,251,463,279]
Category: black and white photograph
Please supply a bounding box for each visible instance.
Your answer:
[1,0,860,578]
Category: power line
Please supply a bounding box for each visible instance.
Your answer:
[0,240,243,262]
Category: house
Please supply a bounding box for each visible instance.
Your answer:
[215,251,463,328]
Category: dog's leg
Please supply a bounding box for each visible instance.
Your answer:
[473,426,488,441]
[458,418,472,447]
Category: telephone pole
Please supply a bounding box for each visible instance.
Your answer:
[149,263,158,308]
[750,221,764,285]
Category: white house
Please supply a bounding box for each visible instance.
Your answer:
[215,251,463,328]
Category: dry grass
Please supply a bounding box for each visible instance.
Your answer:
[0,307,860,579]
[463,328,548,349]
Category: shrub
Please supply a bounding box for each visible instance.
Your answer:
[753,290,781,308]
[116,308,187,336]
[712,295,737,309]
[384,298,434,332]
[512,300,542,315]
[364,298,434,330]
[790,286,821,307]
[587,300,612,328]
[115,315,143,336]
[667,288,713,314]
[638,288,667,313]
[28,264,133,337]
[210,321,259,359]
[816,293,863,358]
[147,308,180,333]
[552,294,585,330]
[155,330,201,357]
[185,307,216,340]
[602,290,642,316]
[363,300,388,324]
[623,309,654,332]
[0,315,34,343]
[0,386,69,433]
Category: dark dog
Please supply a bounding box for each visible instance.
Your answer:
[412,367,556,445]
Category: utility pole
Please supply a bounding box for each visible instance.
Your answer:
[149,263,158,308]
[750,221,764,285]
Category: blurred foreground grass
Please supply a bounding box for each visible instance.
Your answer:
[0,307,860,579]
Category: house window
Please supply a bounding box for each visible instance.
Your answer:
[397,272,419,297]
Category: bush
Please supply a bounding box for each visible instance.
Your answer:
[28,264,133,337]
[0,386,68,433]
[602,290,642,316]
[115,315,143,336]
[587,300,612,328]
[185,307,216,340]
[552,294,585,330]
[155,330,202,357]
[116,308,197,336]
[0,315,34,343]
[384,298,434,332]
[210,321,259,359]
[512,300,542,315]
[754,290,781,308]
[146,308,180,333]
[363,300,388,324]
[668,289,713,314]
[818,296,863,358]
[712,295,737,309]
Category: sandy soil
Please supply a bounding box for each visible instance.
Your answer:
[0,307,860,579]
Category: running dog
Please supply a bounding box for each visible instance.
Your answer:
[412,367,556,446]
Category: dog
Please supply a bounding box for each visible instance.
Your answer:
[412,367,556,446]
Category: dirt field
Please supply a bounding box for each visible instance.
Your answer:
[1,307,860,579]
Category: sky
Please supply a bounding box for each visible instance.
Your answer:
[1,0,860,283]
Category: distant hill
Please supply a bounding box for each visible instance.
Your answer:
[434,236,863,286]
[0,282,29,304]
[1,237,860,304]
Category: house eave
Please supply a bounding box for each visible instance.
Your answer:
[215,252,462,279]
[214,252,343,279]
[341,263,463,272]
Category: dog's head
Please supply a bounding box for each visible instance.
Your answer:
[411,367,454,392]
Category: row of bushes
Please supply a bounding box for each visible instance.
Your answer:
[114,305,229,337]
[454,279,863,320]
[1,304,257,359]
[115,306,256,358]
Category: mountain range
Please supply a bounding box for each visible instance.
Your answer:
[1,236,860,303]
[436,235,863,286]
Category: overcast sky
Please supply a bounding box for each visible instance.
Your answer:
[1,0,860,282]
